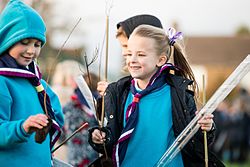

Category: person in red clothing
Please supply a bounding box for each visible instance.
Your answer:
[62,72,99,167]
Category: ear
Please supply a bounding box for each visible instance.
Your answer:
[156,54,168,67]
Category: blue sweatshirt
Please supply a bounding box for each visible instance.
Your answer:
[122,84,184,167]
[0,76,64,167]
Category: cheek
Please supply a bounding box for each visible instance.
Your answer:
[8,46,23,58]
[125,58,129,65]
[121,47,128,56]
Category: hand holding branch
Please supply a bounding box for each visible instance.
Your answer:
[23,114,49,134]
[196,111,214,132]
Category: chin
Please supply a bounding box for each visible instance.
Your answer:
[131,75,141,80]
[130,74,137,78]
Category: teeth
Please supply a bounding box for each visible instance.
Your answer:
[130,67,140,70]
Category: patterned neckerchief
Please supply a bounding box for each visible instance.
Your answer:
[113,63,178,166]
[0,53,61,149]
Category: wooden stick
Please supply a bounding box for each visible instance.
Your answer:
[202,75,208,167]
[104,15,109,82]
[100,13,110,160]
[51,122,88,153]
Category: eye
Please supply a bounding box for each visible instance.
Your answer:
[34,42,42,47]
[20,39,29,45]
[138,53,146,57]
[126,53,132,57]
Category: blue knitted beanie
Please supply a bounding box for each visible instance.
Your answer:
[0,0,46,55]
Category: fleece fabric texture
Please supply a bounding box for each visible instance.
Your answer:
[117,14,163,38]
[0,0,46,55]
[0,76,64,167]
[122,84,184,167]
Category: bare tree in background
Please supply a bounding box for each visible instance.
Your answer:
[236,25,250,36]
[0,0,62,80]
[0,0,85,82]
[1,0,53,44]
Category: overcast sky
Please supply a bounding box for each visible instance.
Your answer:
[51,0,250,48]
[49,0,250,80]
[52,0,250,35]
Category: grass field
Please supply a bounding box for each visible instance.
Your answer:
[224,161,250,167]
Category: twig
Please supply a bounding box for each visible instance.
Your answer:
[51,122,89,153]
[202,75,208,167]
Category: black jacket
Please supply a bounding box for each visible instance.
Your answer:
[89,74,225,167]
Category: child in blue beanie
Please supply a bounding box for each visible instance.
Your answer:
[0,1,64,167]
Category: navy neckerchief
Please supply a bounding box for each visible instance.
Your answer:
[0,53,61,149]
[113,63,178,166]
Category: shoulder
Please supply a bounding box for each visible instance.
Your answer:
[108,76,132,92]
[0,76,13,100]
[167,74,195,104]
[41,79,58,97]
[167,74,193,90]
[104,76,131,108]
[0,75,16,89]
[41,79,53,92]
[0,75,7,82]
[0,75,9,90]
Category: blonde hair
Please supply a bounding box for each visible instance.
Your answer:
[131,25,198,95]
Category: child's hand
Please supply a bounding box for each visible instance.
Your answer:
[97,81,109,96]
[92,129,106,144]
[196,111,214,132]
[23,114,49,134]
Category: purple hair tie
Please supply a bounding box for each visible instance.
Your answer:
[168,27,183,46]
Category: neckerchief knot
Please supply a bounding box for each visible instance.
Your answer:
[35,84,44,92]
[133,93,141,103]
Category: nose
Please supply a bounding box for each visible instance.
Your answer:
[130,54,137,62]
[26,45,35,54]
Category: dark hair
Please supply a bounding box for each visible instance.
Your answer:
[117,14,163,38]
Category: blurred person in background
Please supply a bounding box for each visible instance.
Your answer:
[62,72,99,167]
[227,88,250,163]
[212,101,231,160]
[52,61,99,166]
[51,60,84,106]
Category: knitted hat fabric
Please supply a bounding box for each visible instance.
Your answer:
[0,0,46,55]
[117,14,163,38]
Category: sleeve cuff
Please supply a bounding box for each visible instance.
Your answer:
[18,120,31,140]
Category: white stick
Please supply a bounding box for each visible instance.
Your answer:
[155,54,250,167]
[75,75,97,117]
